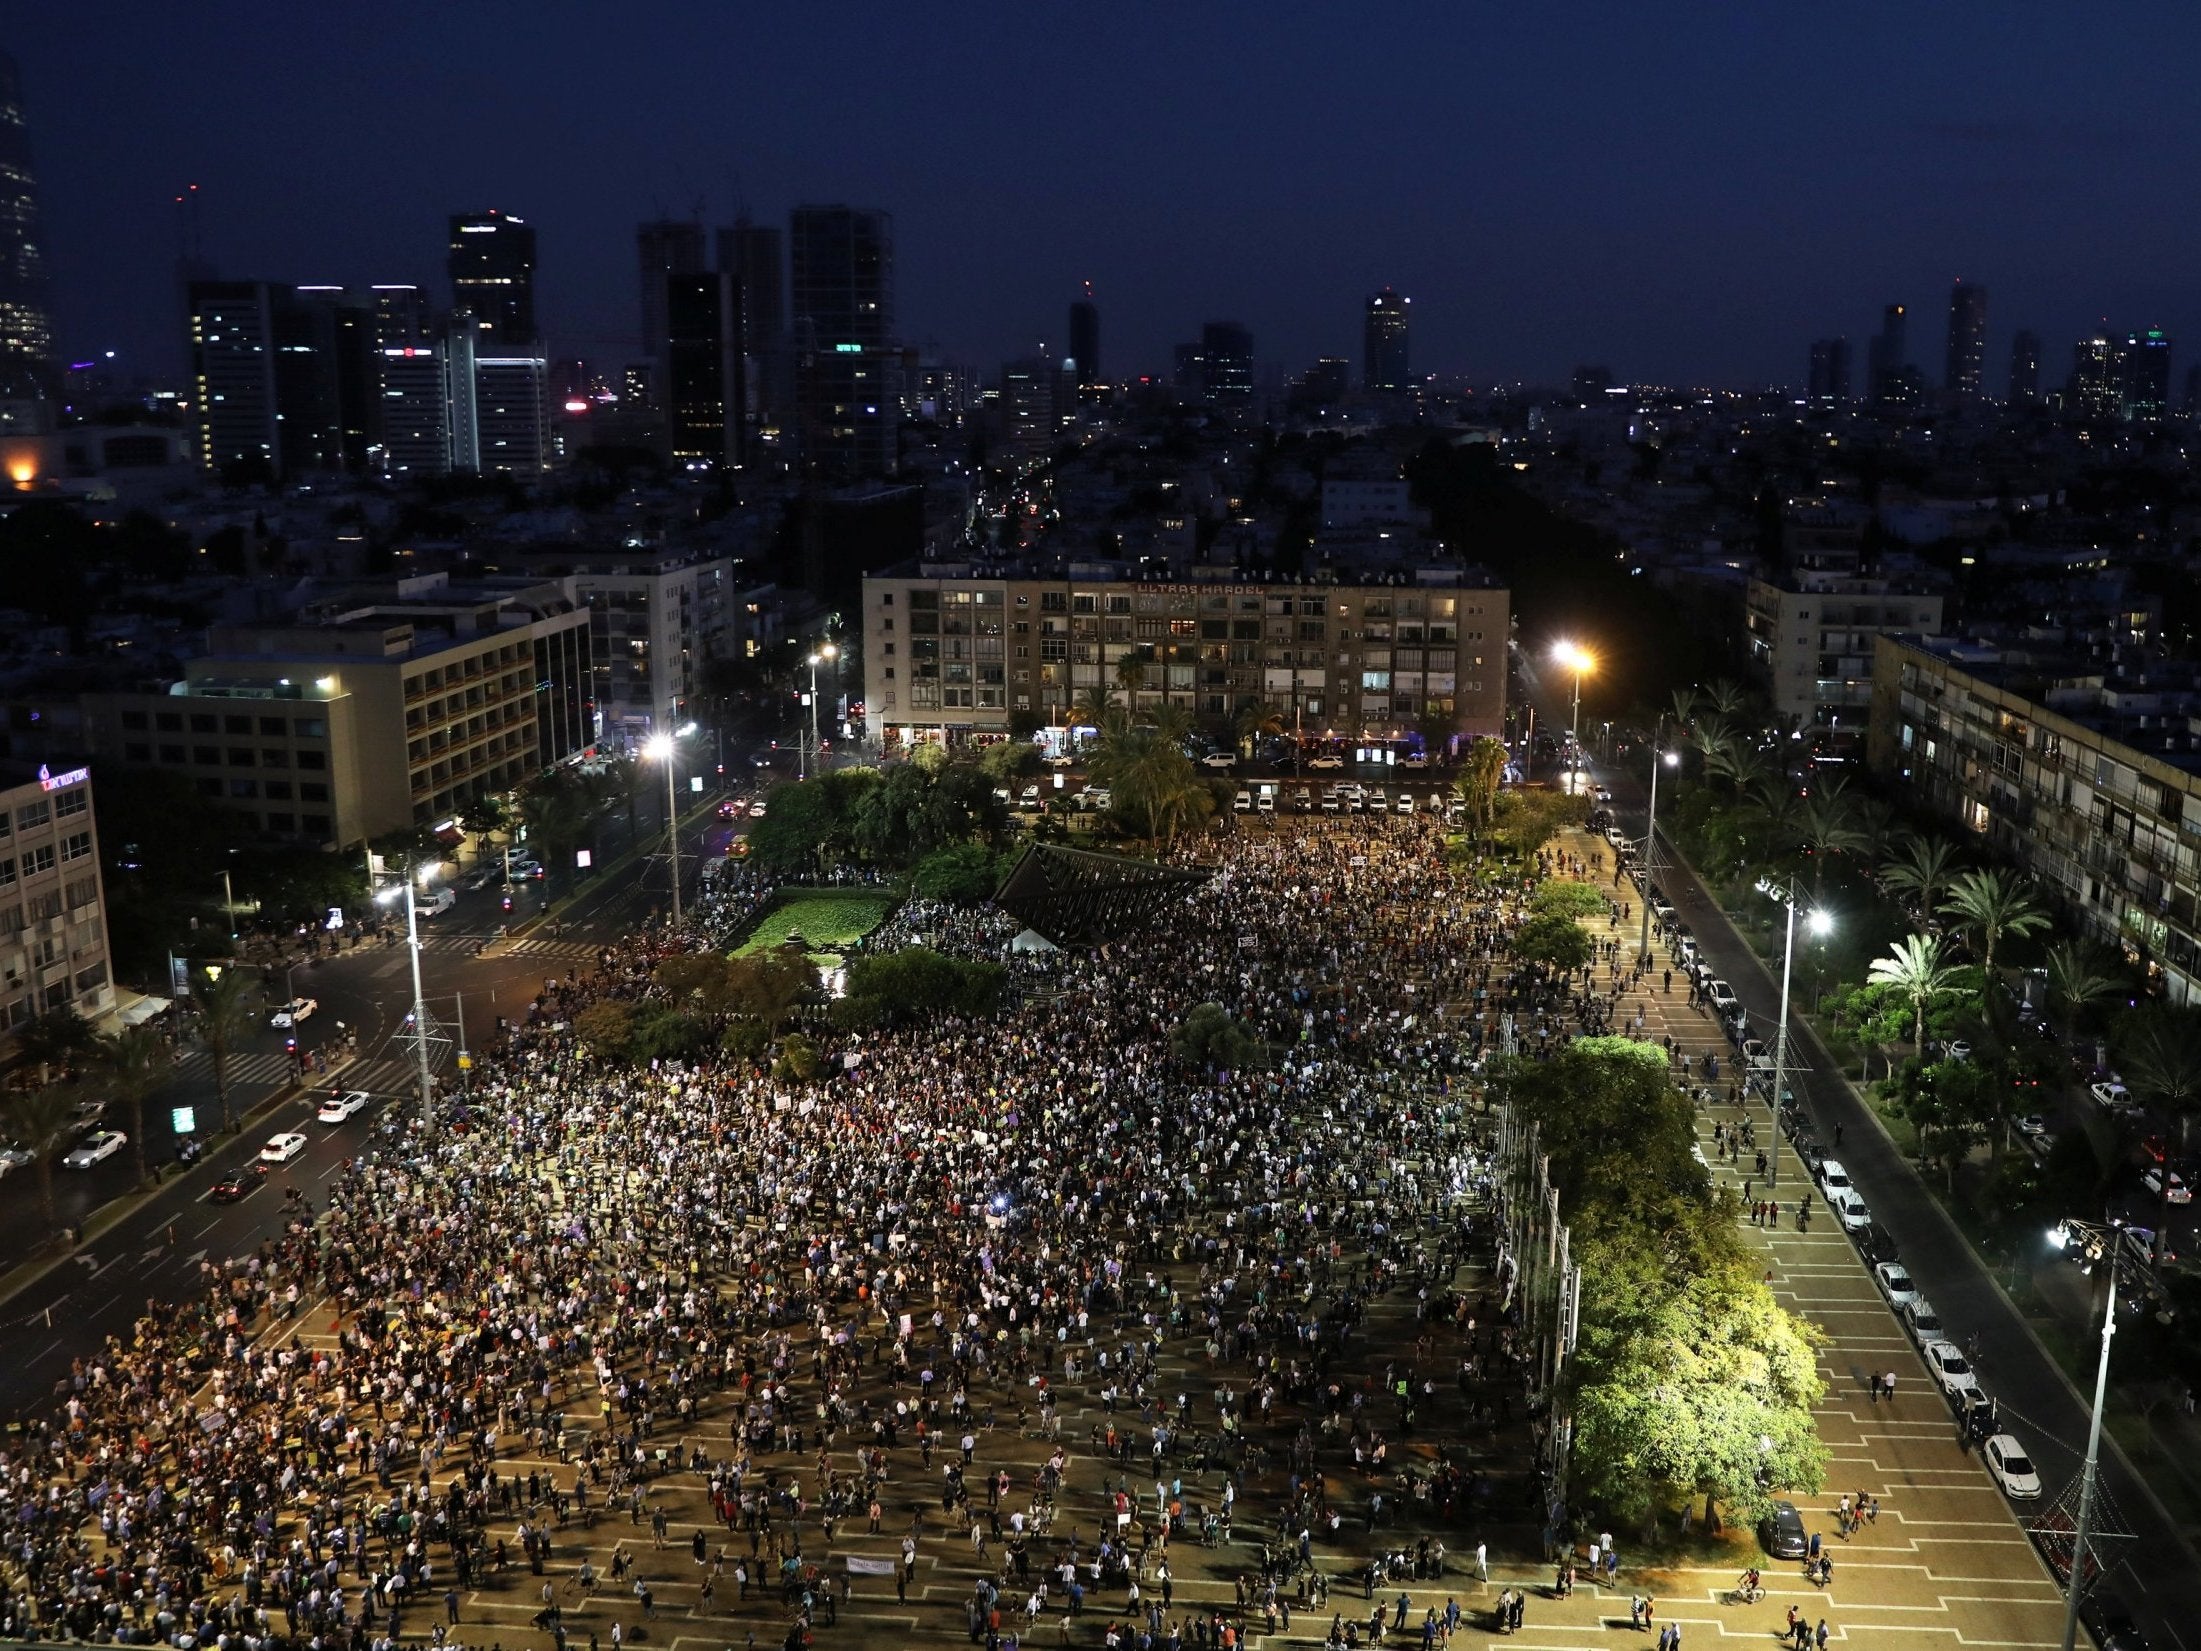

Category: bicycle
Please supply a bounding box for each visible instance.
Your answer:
[1726,1585,1765,1605]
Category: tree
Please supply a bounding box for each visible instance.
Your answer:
[977,741,1037,787]
[835,947,1005,1029]
[1069,684,1123,737]
[1511,912,1594,975]
[1455,737,1508,833]
[516,771,605,892]
[0,1085,82,1239]
[2041,940,2119,1045]
[1234,700,1285,754]
[1939,868,2050,988]
[1891,1060,1999,1195]
[16,1007,96,1077]
[2117,1008,2201,1253]
[1867,933,1963,1059]
[460,794,509,856]
[1113,649,1149,696]
[1529,881,1608,920]
[909,842,1006,905]
[87,1024,170,1190]
[653,954,743,1032]
[1880,834,1963,925]
[1172,1002,1265,1072]
[1795,780,1874,898]
[1087,721,1209,846]
[189,965,259,1135]
[725,944,820,1032]
[773,1032,822,1083]
[571,1001,635,1059]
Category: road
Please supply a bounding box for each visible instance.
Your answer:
[1601,758,2201,1651]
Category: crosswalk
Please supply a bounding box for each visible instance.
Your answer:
[172,1049,450,1097]
[409,933,605,963]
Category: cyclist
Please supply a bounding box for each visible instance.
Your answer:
[1736,1568,1762,1601]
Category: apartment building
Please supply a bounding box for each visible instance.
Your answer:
[864,561,1507,752]
[555,552,734,742]
[0,763,115,1043]
[1869,633,2201,1004]
[1746,570,1944,729]
[80,580,593,849]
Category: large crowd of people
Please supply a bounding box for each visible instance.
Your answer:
[0,810,1652,1651]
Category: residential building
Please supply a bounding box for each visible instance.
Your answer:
[863,563,1507,752]
[1869,633,2201,1005]
[720,217,788,429]
[1364,289,1409,390]
[551,551,734,741]
[0,49,53,378]
[78,579,593,849]
[2070,336,2120,420]
[1944,279,1987,402]
[1744,568,1943,729]
[448,208,535,347]
[0,762,115,1044]
[1000,357,1066,455]
[188,280,280,477]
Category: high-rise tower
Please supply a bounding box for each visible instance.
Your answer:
[636,220,706,375]
[789,205,897,479]
[1944,280,1987,402]
[0,49,53,380]
[1364,288,1409,390]
[448,209,536,346]
[2008,330,2041,404]
[1068,293,1100,387]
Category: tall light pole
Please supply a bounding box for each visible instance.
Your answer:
[804,642,838,781]
[375,872,434,1118]
[1765,878,1832,1189]
[1552,641,1594,794]
[2048,1220,2122,1651]
[1638,742,1679,964]
[644,731,682,928]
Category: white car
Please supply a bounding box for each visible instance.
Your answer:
[0,1143,32,1175]
[1924,1340,1979,1398]
[1307,755,1345,771]
[1983,1434,2042,1500]
[270,997,318,1029]
[1829,1189,1872,1233]
[1904,1297,1945,1345]
[1232,790,1252,814]
[2143,1165,2192,1205]
[1874,1261,1918,1310]
[1706,981,1739,1013]
[1818,1159,1854,1196]
[2091,1080,2134,1114]
[1198,753,1237,770]
[1401,754,1430,771]
[317,1090,371,1124]
[1255,791,1276,814]
[259,1131,309,1165]
[1043,753,1076,770]
[63,1130,127,1169]
[1395,794,1417,815]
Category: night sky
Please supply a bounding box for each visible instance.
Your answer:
[19,2,2201,390]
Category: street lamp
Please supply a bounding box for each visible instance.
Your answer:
[644,730,682,928]
[373,869,435,1118]
[2045,1218,2121,1651]
[1552,641,1594,793]
[1764,877,1832,1189]
[1638,743,1681,964]
[802,643,839,781]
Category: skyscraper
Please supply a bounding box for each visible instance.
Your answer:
[662,271,744,471]
[636,220,707,383]
[2122,327,2172,423]
[720,218,787,434]
[448,209,536,346]
[2008,330,2041,404]
[0,49,52,380]
[1868,303,1909,405]
[1200,321,1253,404]
[1364,288,1409,390]
[2069,336,2119,420]
[474,349,550,474]
[789,205,897,479]
[1068,298,1100,387]
[189,281,280,477]
[1944,280,1987,401]
[1806,338,1851,406]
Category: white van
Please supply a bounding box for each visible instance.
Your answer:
[421,887,457,917]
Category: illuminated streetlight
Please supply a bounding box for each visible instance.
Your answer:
[1638,740,1681,963]
[374,872,435,1115]
[644,730,682,927]
[1552,642,1595,791]
[803,642,839,781]
[1761,877,1833,1188]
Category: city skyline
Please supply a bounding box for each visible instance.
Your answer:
[12,4,2201,390]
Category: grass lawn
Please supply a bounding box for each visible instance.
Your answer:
[734,890,895,968]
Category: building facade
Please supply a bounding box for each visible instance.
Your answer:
[1744,570,1943,729]
[0,49,53,378]
[864,565,1507,752]
[1364,288,1409,391]
[448,209,535,347]
[1944,280,1987,402]
[790,205,897,480]
[1869,634,2201,1005]
[0,763,115,1044]
[560,553,734,740]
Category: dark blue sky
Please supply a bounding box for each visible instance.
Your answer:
[18,2,2201,390]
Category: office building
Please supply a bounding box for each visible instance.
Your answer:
[636,220,707,385]
[0,50,52,380]
[275,286,369,476]
[0,763,116,1043]
[1744,569,1943,729]
[661,271,744,471]
[1000,357,1064,455]
[2123,327,2172,423]
[863,565,1507,751]
[473,349,551,474]
[2070,336,2120,420]
[370,284,431,349]
[1806,337,1851,406]
[448,209,536,347]
[1870,303,1921,407]
[1200,321,1253,404]
[1364,288,1410,391]
[790,205,897,479]
[379,338,459,477]
[1944,280,1987,402]
[720,218,787,427]
[1068,298,1100,387]
[2009,330,2041,404]
[188,280,281,478]
[1870,634,2201,1006]
[545,551,734,739]
[1298,358,1351,406]
[79,577,594,849]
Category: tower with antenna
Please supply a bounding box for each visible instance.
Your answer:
[1069,279,1099,387]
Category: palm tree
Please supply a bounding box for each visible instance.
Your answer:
[1089,722,1205,846]
[1796,779,1875,897]
[1,1084,83,1239]
[87,1024,171,1190]
[1235,699,1285,755]
[1939,867,2051,987]
[2117,1008,2201,1262]
[189,966,260,1135]
[1701,679,1751,722]
[1144,700,1196,748]
[1665,686,1701,736]
[2040,940,2118,1044]
[1070,683,1123,735]
[1114,649,1149,697]
[1455,736,1508,833]
[1868,933,1963,1059]
[1880,834,1962,925]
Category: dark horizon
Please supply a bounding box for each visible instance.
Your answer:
[15,2,2201,392]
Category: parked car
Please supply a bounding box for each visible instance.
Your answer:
[1829,1188,1872,1233]
[317,1089,371,1124]
[1759,1500,1808,1560]
[1016,784,1042,810]
[1255,790,1276,815]
[259,1131,309,1165]
[1924,1340,1979,1398]
[1307,755,1345,771]
[1706,981,1739,1013]
[1904,1297,1945,1345]
[2142,1165,2192,1205]
[1292,788,1314,813]
[1983,1434,2042,1500]
[1818,1158,1854,1197]
[63,1130,127,1169]
[2015,1113,2049,1140]
[2091,1080,2136,1115]
[1232,790,1252,814]
[1198,752,1236,770]
[1874,1261,1919,1310]
[0,1142,33,1176]
[1401,754,1430,771]
[269,997,318,1029]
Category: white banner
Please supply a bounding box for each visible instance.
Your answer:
[844,1556,898,1576]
